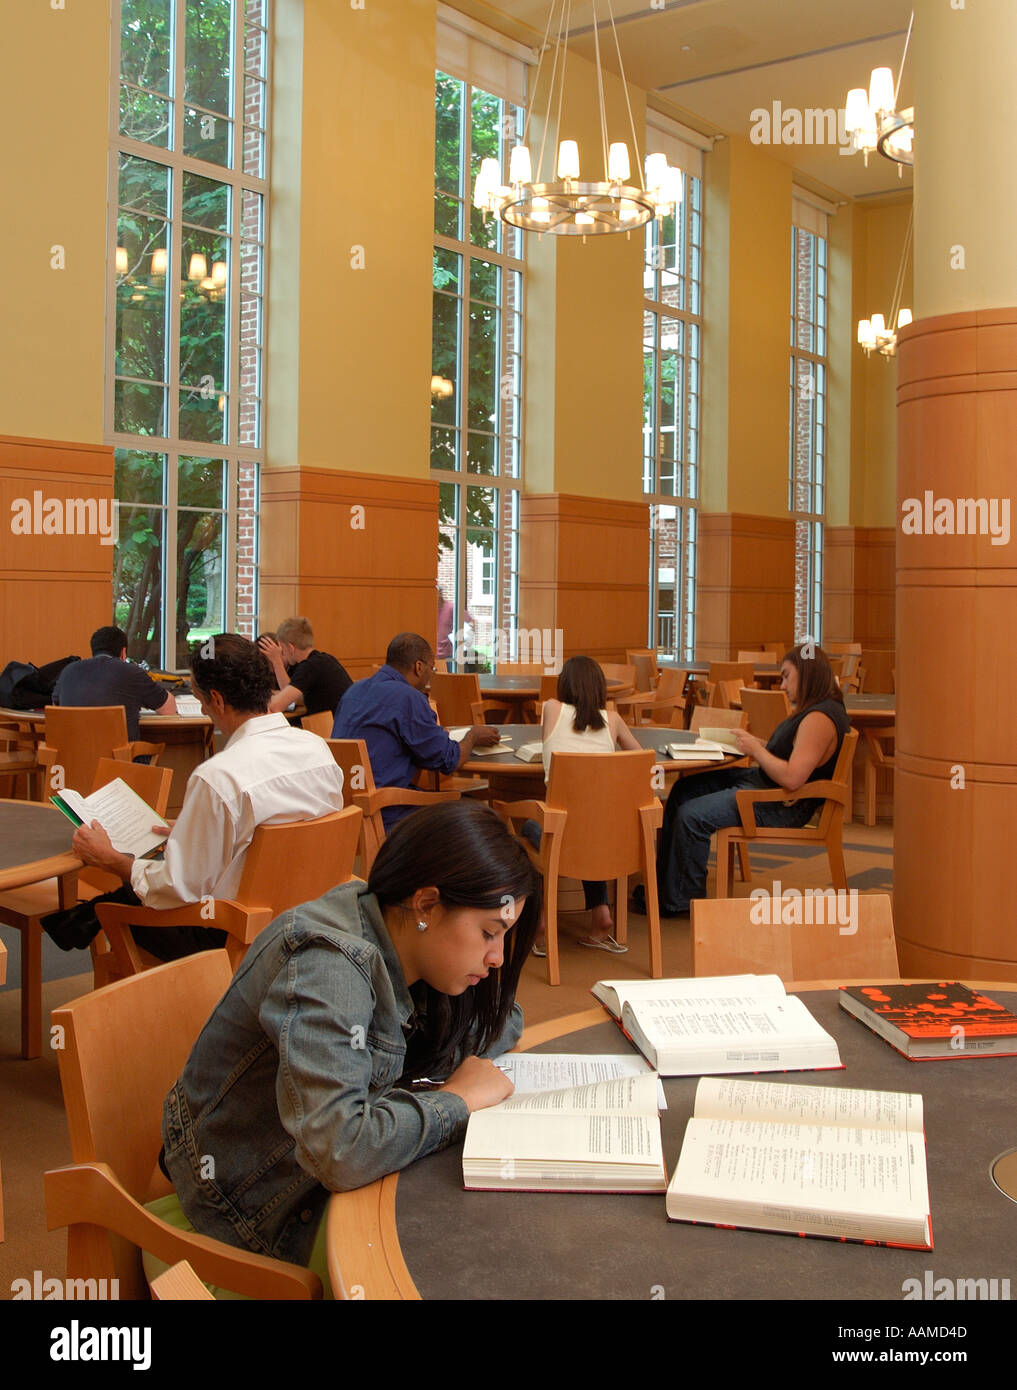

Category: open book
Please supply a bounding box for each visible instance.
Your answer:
[593,974,842,1076]
[448,727,515,753]
[696,726,742,751]
[661,739,727,762]
[462,1072,666,1192]
[51,778,168,859]
[667,1077,932,1249]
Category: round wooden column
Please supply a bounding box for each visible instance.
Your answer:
[895,309,1017,977]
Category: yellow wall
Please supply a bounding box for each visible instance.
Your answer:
[702,137,792,517]
[523,53,645,501]
[268,0,436,477]
[0,1,110,444]
[850,200,912,528]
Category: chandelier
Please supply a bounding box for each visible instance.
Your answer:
[857,208,913,357]
[115,245,228,303]
[844,12,914,173]
[472,0,683,238]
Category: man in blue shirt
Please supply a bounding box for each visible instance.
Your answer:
[333,632,500,828]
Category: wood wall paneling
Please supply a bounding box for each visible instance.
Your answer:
[696,513,795,660]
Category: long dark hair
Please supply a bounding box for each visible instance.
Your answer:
[368,801,541,1078]
[781,644,844,714]
[557,655,607,733]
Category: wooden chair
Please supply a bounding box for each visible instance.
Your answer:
[495,662,543,677]
[428,672,508,726]
[826,641,863,656]
[45,951,321,1299]
[0,717,42,799]
[300,711,334,738]
[94,805,363,980]
[618,667,689,726]
[597,664,637,704]
[735,650,767,664]
[709,678,746,710]
[625,649,659,692]
[690,892,899,981]
[713,730,859,898]
[0,757,174,1057]
[38,707,164,800]
[739,688,791,740]
[686,705,748,732]
[149,1259,216,1301]
[839,652,863,695]
[495,750,663,987]
[326,739,460,876]
[862,725,895,827]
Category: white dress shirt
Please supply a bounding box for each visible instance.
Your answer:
[131,712,344,910]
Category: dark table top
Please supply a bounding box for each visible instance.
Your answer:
[476,675,625,695]
[395,991,1017,1300]
[461,725,741,775]
[0,799,79,890]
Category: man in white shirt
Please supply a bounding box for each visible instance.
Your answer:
[47,633,344,961]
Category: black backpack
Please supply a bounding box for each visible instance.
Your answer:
[0,656,81,710]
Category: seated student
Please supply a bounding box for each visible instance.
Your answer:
[259,617,353,717]
[161,800,539,1273]
[45,633,344,960]
[649,644,851,916]
[525,655,642,957]
[333,632,501,829]
[52,625,176,740]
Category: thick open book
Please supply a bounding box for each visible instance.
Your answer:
[51,779,168,859]
[513,741,543,763]
[462,1072,666,1192]
[839,981,1017,1060]
[662,739,727,762]
[667,1077,932,1249]
[593,974,842,1076]
[696,726,742,751]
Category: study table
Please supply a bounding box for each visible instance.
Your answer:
[477,674,627,723]
[0,799,81,1058]
[326,981,1017,1300]
[458,725,744,802]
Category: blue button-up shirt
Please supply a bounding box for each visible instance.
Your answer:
[332,665,460,827]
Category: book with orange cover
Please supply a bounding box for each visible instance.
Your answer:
[666,1077,932,1250]
[839,981,1017,1060]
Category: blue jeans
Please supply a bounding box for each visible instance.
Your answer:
[656,768,819,913]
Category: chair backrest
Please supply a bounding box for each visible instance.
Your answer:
[81,758,175,896]
[539,674,559,704]
[428,672,481,726]
[709,679,744,709]
[689,705,748,731]
[54,951,234,1203]
[598,663,637,697]
[300,711,334,737]
[654,667,688,702]
[735,650,766,664]
[43,706,130,795]
[691,893,899,981]
[739,688,791,740]
[234,807,363,915]
[825,641,863,656]
[545,750,657,881]
[707,662,756,688]
[326,738,378,796]
[812,728,858,834]
[625,649,659,692]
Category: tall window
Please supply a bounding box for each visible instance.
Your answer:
[432,71,523,671]
[643,170,702,662]
[109,0,268,667]
[789,221,827,644]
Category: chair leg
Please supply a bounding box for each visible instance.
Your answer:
[614,879,627,945]
[864,755,876,827]
[736,843,752,884]
[545,875,561,987]
[715,832,734,898]
[644,876,663,979]
[827,834,848,891]
[22,923,42,1059]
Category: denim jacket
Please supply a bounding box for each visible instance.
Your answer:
[162,880,523,1266]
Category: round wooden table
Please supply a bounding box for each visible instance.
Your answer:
[476,675,627,723]
[326,979,1017,1301]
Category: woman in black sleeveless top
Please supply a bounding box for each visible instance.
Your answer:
[653,645,851,916]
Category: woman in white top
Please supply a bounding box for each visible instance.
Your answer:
[527,656,641,955]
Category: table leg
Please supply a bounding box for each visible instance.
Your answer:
[22,922,42,1060]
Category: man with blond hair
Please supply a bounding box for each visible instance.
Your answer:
[259,616,352,718]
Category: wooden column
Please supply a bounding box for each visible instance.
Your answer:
[260,468,439,678]
[519,495,648,662]
[695,513,795,660]
[0,435,113,662]
[895,309,1017,977]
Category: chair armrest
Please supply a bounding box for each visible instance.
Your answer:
[114,741,165,764]
[470,700,511,723]
[492,799,552,828]
[731,781,847,836]
[355,787,460,814]
[44,1163,320,1300]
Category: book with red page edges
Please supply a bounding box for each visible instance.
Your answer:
[666,1077,932,1249]
[839,981,1017,1060]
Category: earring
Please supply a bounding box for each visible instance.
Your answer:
[417,920,428,933]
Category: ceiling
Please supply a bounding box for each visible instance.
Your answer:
[449,0,915,201]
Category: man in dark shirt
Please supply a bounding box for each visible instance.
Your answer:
[259,617,353,718]
[332,632,500,829]
[52,626,175,740]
